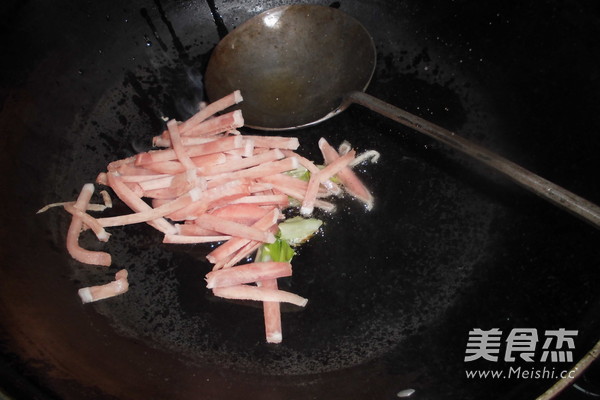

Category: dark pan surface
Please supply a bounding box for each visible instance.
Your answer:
[1,0,599,399]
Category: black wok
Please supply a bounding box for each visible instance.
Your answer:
[1,0,599,399]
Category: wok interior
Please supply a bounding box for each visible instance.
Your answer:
[1,0,599,399]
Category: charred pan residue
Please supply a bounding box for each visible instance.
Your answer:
[205,0,229,39]
[123,71,165,134]
[150,0,192,64]
[139,8,169,52]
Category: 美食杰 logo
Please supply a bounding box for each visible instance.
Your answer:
[463,328,578,380]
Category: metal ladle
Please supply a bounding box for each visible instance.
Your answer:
[205,4,600,228]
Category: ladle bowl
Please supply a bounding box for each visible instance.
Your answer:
[205,4,375,130]
[205,4,600,228]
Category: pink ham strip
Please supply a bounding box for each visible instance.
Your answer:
[223,150,244,160]
[139,169,206,194]
[218,240,265,270]
[228,194,289,206]
[154,111,242,145]
[204,157,299,188]
[279,150,343,195]
[179,90,242,133]
[259,177,334,212]
[242,138,255,157]
[153,91,243,143]
[177,224,222,237]
[106,172,177,235]
[206,193,255,212]
[191,153,229,167]
[96,172,108,185]
[260,174,309,195]
[120,174,170,183]
[99,190,112,208]
[153,135,221,148]
[165,203,207,222]
[265,182,306,203]
[300,174,322,216]
[183,110,244,138]
[135,135,243,166]
[142,186,190,201]
[137,175,177,191]
[63,203,110,242]
[208,204,273,226]
[167,119,196,170]
[143,153,226,174]
[163,234,232,244]
[166,180,251,221]
[248,182,274,193]
[263,174,329,198]
[212,285,308,307]
[338,140,352,155]
[107,155,136,172]
[113,163,157,177]
[221,224,278,270]
[297,150,356,215]
[207,208,279,265]
[193,213,275,243]
[313,199,336,212]
[124,182,145,198]
[151,198,170,208]
[319,138,374,210]
[244,135,300,150]
[96,188,201,227]
[259,279,282,343]
[205,262,292,289]
[78,269,129,303]
[198,149,284,176]
[280,150,320,174]
[206,229,271,267]
[316,150,355,183]
[143,160,190,174]
[141,170,202,200]
[321,179,343,196]
[66,184,112,266]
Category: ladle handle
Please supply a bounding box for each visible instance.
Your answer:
[347,91,600,229]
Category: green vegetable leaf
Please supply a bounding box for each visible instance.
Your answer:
[255,217,323,262]
[284,166,311,182]
[278,216,323,245]
[257,238,296,263]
